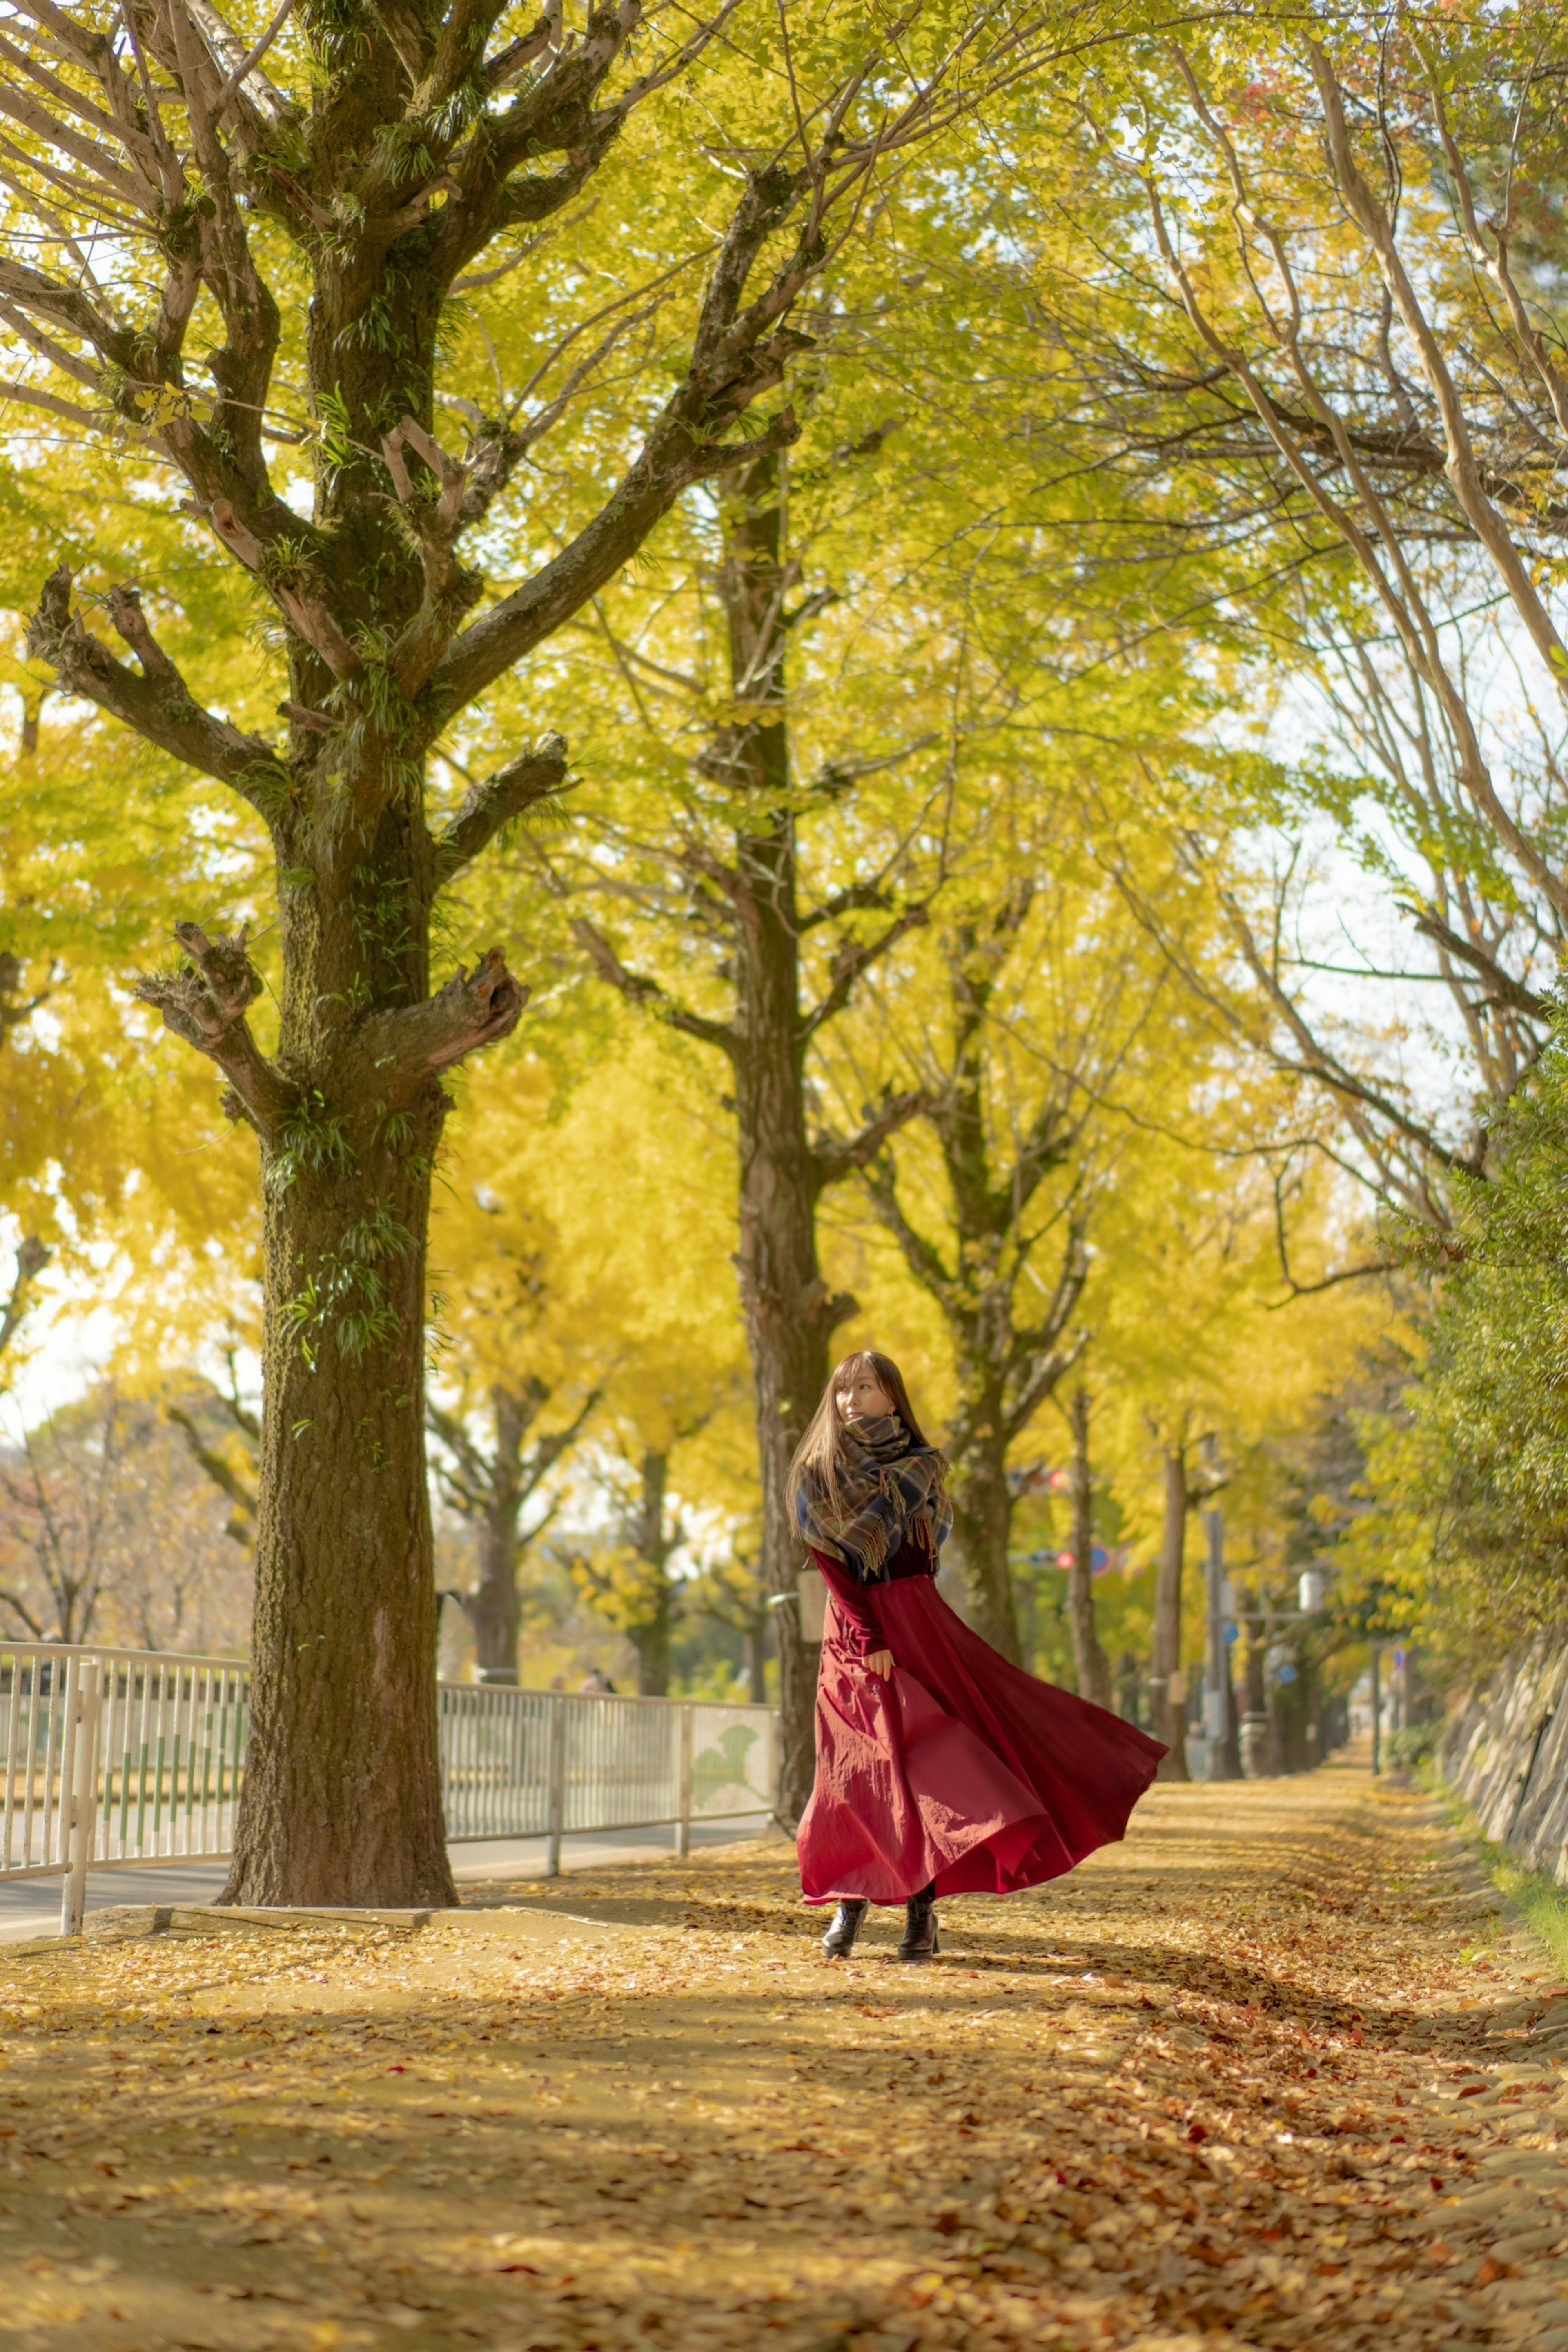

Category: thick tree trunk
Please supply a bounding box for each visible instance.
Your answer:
[226,1121,454,1906]
[736,1040,841,1819]
[630,1624,670,1698]
[625,1450,675,1697]
[1116,1651,1144,1727]
[1152,1445,1191,1782]
[1064,1388,1113,1709]
[722,455,846,1826]
[746,1617,770,1705]
[948,1422,1022,1663]
[467,1388,528,1682]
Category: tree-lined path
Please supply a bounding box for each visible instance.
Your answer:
[1,1768,1565,2350]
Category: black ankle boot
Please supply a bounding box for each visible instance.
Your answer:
[822,1899,869,1957]
[898,1882,939,1962]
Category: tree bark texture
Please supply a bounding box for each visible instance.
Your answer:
[946,1416,1021,1663]
[1152,1446,1191,1782]
[467,1388,530,1680]
[1064,1388,1113,1710]
[746,1620,770,1706]
[626,1451,677,1698]
[235,1133,451,1904]
[721,458,849,1824]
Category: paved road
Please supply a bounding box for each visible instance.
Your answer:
[0,1813,774,1940]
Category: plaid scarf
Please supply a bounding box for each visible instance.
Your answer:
[795,1413,951,1583]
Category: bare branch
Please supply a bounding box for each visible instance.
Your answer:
[1269,1166,1393,1311]
[801,904,931,1039]
[0,1583,44,1638]
[27,568,290,816]
[433,734,571,884]
[133,923,294,1144]
[571,913,739,1058]
[0,1235,49,1365]
[358,947,528,1100]
[1408,908,1552,1022]
[812,1091,928,1191]
[164,1402,257,1539]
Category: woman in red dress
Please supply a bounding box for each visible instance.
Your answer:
[790,1350,1166,1960]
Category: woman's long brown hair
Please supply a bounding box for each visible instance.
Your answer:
[786,1349,944,1521]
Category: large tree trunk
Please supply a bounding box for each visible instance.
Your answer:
[734,894,842,1820]
[468,1388,527,1682]
[210,200,463,1901]
[746,1617,770,1705]
[722,456,847,1825]
[228,1100,455,1905]
[1064,1387,1113,1709]
[948,1419,1022,1663]
[1152,1445,1191,1782]
[628,1451,675,1697]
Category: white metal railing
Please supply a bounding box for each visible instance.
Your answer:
[0,1640,776,1933]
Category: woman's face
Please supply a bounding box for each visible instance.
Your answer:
[838,1366,896,1423]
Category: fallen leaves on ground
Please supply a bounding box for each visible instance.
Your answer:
[1,1762,1566,2351]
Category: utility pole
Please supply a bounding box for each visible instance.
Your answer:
[1203,1496,1241,1779]
[1370,1644,1382,1775]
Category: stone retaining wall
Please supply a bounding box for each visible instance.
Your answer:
[1440,1641,1568,1879]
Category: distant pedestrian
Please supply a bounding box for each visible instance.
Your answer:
[789,1350,1165,1961]
[578,1667,617,1694]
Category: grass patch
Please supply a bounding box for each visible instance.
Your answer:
[1491,1858,1568,1977]
[1428,1769,1568,1974]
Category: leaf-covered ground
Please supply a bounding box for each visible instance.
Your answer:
[2,1762,1567,2352]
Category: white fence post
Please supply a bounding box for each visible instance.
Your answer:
[60,1658,102,1937]
[676,1702,693,1859]
[544,1693,567,1878]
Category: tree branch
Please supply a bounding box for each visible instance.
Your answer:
[421,154,820,725]
[797,881,892,933]
[812,1091,928,1191]
[801,905,931,1040]
[1408,907,1552,1022]
[0,1583,44,1639]
[27,568,290,817]
[1004,1243,1091,1441]
[571,913,739,1058]
[862,1155,958,1311]
[358,947,528,1100]
[133,923,294,1144]
[1269,1165,1395,1310]
[425,1398,494,1506]
[518,1385,604,1503]
[0,1235,49,1365]
[433,735,570,885]
[164,1401,257,1541]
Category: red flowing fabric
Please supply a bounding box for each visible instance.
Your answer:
[797,1546,1167,1906]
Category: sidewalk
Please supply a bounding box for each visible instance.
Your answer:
[2,1769,1565,2350]
[0,1815,774,1941]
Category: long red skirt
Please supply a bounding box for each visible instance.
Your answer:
[797,1560,1167,1905]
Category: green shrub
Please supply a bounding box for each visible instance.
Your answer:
[1384,1721,1440,1770]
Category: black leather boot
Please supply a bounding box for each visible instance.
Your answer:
[898,1882,939,1962]
[822,1899,869,1957]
